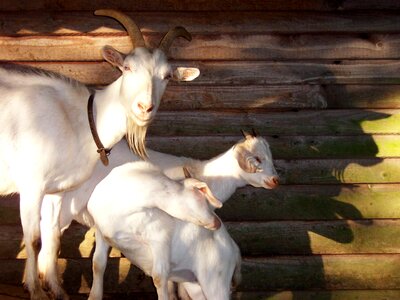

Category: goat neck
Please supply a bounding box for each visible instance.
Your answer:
[186,148,247,203]
[91,80,127,150]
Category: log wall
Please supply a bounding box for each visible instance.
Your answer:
[1,1,400,299]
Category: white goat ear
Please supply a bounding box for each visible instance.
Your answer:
[172,67,200,82]
[234,145,258,173]
[192,181,222,209]
[241,129,254,140]
[102,45,126,69]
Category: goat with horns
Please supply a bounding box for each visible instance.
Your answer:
[0,9,199,300]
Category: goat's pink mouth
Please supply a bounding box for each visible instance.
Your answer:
[131,114,154,126]
[264,177,279,189]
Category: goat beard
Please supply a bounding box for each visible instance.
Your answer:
[126,117,148,160]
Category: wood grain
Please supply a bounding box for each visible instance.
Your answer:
[1,34,400,61]
[1,0,399,11]
[2,12,400,35]
[17,60,400,86]
[147,135,400,159]
[2,255,400,291]
[4,219,400,258]
[3,184,400,224]
[148,109,400,136]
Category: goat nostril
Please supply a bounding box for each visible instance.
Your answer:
[146,104,154,113]
[138,102,145,112]
[138,102,154,113]
[265,177,279,189]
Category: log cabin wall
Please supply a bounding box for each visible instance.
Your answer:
[1,1,400,299]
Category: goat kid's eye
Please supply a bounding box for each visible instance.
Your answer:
[163,73,172,81]
[123,65,131,72]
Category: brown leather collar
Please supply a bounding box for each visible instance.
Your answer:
[87,93,111,166]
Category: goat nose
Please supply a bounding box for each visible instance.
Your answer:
[138,102,154,113]
[265,176,279,189]
[272,176,279,186]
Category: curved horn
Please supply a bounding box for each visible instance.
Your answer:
[95,9,146,49]
[158,26,192,55]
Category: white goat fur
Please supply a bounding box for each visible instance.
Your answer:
[0,10,199,300]
[39,133,278,299]
[87,166,239,300]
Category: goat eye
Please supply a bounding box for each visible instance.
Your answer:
[163,73,172,81]
[255,157,262,164]
[123,65,131,72]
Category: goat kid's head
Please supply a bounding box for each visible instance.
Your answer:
[180,170,222,230]
[95,9,200,157]
[233,129,279,189]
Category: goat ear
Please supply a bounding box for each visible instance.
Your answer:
[172,67,200,82]
[102,45,126,70]
[193,181,222,209]
[234,145,258,173]
[240,129,254,140]
[183,167,192,178]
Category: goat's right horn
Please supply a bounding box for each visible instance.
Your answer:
[95,9,146,49]
[158,26,192,55]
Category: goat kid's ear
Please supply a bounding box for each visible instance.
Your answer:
[193,181,222,209]
[102,45,126,70]
[172,67,200,82]
[183,167,192,179]
[241,129,255,140]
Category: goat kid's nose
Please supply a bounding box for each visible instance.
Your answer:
[138,102,154,113]
[272,176,279,186]
[265,176,279,189]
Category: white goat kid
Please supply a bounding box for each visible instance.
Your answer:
[86,164,221,300]
[0,9,199,300]
[87,161,223,300]
[39,130,278,299]
[40,130,278,234]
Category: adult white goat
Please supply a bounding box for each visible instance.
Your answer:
[87,162,238,300]
[0,9,199,300]
[39,130,278,298]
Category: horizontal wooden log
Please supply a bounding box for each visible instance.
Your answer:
[0,0,399,11]
[2,255,400,291]
[148,109,400,136]
[220,184,400,221]
[147,135,400,159]
[241,255,400,290]
[161,84,328,110]
[3,183,400,224]
[227,220,400,256]
[163,85,400,110]
[18,61,400,86]
[278,158,400,184]
[2,12,400,36]
[1,33,400,61]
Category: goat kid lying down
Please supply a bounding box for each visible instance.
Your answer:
[39,130,278,298]
[87,162,239,300]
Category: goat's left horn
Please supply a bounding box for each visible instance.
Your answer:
[95,9,146,49]
[158,26,192,55]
